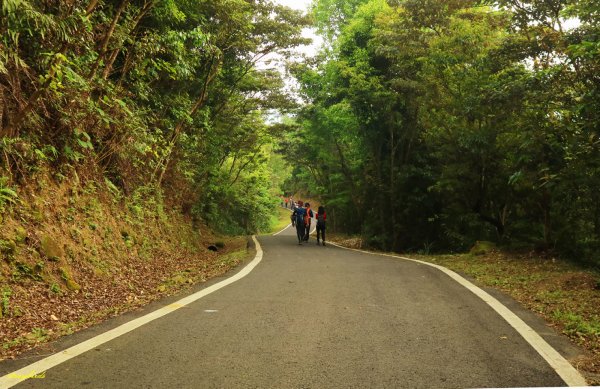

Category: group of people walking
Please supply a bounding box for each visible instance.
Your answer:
[281,196,293,209]
[291,200,326,246]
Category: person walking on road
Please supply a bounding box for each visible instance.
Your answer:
[316,205,326,246]
[291,200,306,245]
[303,203,314,242]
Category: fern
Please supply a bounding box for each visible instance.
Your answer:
[0,180,18,213]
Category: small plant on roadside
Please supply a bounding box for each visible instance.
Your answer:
[33,145,58,162]
[552,309,600,337]
[0,176,19,213]
[28,328,49,343]
[15,262,42,281]
[34,261,44,273]
[2,337,24,350]
[49,283,61,294]
[417,241,434,255]
[0,239,17,261]
[1,287,11,317]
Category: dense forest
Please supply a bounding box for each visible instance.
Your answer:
[1,0,600,266]
[1,0,308,235]
[287,0,600,265]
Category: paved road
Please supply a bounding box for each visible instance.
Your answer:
[2,224,579,388]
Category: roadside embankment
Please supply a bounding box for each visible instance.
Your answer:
[0,171,252,361]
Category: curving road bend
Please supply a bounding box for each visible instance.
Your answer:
[0,223,586,388]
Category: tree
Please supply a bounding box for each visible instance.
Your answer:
[0,0,311,235]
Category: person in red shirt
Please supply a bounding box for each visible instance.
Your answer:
[316,205,326,246]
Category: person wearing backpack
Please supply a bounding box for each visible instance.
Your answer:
[315,205,326,246]
[291,200,306,245]
[303,203,314,242]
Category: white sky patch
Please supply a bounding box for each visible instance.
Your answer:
[256,0,323,120]
[257,0,322,65]
[276,0,310,10]
[563,17,580,31]
[274,0,323,56]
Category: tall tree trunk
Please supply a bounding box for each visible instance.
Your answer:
[102,1,154,80]
[86,0,100,15]
[333,138,360,211]
[153,55,223,187]
[0,87,6,135]
[101,48,120,80]
[88,0,130,80]
[540,190,552,248]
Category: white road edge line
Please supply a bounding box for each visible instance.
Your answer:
[327,242,588,387]
[273,207,293,236]
[0,236,264,388]
[273,223,291,236]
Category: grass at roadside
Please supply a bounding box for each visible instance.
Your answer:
[261,207,291,235]
[328,233,600,385]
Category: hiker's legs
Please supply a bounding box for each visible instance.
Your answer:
[318,223,326,246]
[296,222,305,243]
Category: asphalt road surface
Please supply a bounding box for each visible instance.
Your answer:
[0,223,583,388]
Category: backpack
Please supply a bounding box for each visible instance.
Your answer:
[295,207,306,225]
[316,212,326,224]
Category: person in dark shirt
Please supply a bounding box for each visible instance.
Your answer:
[291,200,306,245]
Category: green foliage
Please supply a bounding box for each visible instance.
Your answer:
[195,143,281,235]
[4,0,595,265]
[552,309,600,337]
[290,0,600,264]
[0,0,311,237]
[14,261,42,281]
[126,186,166,223]
[1,287,11,317]
[28,327,49,343]
[49,283,61,295]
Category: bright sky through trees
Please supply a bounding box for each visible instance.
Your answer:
[271,0,322,57]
